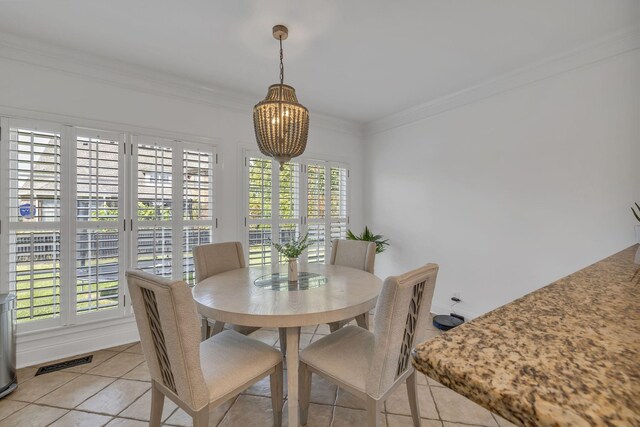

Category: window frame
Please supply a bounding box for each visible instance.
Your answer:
[0,115,219,333]
[242,149,350,267]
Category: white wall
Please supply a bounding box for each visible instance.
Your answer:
[365,50,640,318]
[0,46,365,366]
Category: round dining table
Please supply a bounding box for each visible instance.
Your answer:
[192,262,383,427]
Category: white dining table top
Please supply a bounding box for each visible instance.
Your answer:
[192,263,383,328]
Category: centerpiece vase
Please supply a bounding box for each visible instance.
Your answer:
[288,258,298,282]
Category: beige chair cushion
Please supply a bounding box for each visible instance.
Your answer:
[330,240,376,274]
[201,330,282,402]
[193,242,245,283]
[300,325,374,393]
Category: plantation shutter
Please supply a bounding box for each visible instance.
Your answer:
[7,120,63,327]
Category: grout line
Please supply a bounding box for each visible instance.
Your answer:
[214,395,240,427]
[43,404,71,427]
[427,382,443,422]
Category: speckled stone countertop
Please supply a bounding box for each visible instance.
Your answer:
[412,245,640,427]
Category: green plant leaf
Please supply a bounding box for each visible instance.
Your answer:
[345,226,390,253]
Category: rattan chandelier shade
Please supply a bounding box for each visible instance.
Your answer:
[253,25,309,170]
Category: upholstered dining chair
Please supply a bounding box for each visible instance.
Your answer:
[327,239,377,332]
[299,263,439,427]
[126,270,283,427]
[193,241,259,338]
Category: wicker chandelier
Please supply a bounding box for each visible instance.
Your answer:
[253,25,309,171]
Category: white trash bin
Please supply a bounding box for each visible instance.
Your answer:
[0,293,16,398]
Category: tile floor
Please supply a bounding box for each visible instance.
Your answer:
[0,318,516,427]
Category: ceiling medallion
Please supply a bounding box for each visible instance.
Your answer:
[253,25,309,171]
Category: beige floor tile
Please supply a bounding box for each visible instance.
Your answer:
[65,350,120,374]
[7,371,79,402]
[0,403,68,427]
[48,410,113,427]
[427,377,445,387]
[248,329,280,346]
[122,342,143,354]
[244,370,288,398]
[218,395,280,427]
[308,375,338,405]
[332,406,386,427]
[387,414,443,426]
[121,361,151,382]
[315,324,331,335]
[493,413,518,427]
[16,366,38,383]
[105,418,149,427]
[417,374,428,385]
[443,423,491,427]
[37,374,115,408]
[166,398,235,426]
[299,333,315,349]
[78,379,150,415]
[0,399,27,421]
[335,387,366,409]
[431,387,498,426]
[283,401,333,427]
[301,325,318,334]
[107,343,138,352]
[119,389,178,422]
[385,384,438,419]
[88,352,146,378]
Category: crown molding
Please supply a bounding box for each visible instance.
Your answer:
[0,31,363,137]
[366,25,640,136]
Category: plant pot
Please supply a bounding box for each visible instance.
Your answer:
[636,225,640,244]
[288,258,298,282]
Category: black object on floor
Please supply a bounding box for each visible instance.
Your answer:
[35,355,93,376]
[433,314,464,331]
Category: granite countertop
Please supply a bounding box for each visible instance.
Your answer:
[412,245,640,427]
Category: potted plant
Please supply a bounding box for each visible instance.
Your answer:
[346,226,389,253]
[273,233,312,282]
[632,203,640,244]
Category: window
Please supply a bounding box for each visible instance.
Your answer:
[0,117,218,332]
[244,151,348,266]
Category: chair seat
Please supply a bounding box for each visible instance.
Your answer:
[201,330,282,402]
[300,325,374,393]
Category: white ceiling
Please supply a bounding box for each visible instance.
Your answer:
[0,0,638,123]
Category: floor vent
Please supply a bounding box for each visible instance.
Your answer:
[35,355,93,376]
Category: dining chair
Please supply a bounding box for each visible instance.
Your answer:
[327,239,377,332]
[299,263,439,427]
[126,270,283,427]
[193,241,259,338]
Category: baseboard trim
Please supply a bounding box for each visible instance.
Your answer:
[17,317,140,368]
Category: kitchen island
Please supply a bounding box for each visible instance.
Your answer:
[412,245,640,426]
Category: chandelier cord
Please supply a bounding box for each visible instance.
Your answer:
[279,36,284,85]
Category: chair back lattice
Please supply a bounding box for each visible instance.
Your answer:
[193,241,246,283]
[329,239,376,274]
[126,270,209,411]
[140,287,177,393]
[366,264,438,399]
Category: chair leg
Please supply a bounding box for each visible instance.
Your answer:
[328,321,340,333]
[193,406,209,427]
[365,397,383,427]
[278,328,287,355]
[201,317,210,341]
[210,320,225,337]
[149,381,164,427]
[355,312,370,330]
[406,371,422,427]
[299,362,312,425]
[270,363,284,427]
